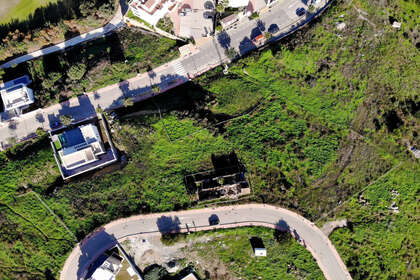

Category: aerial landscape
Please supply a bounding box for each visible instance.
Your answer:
[0,0,418,279]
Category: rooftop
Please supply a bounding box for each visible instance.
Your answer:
[51,118,118,179]
[0,83,34,112]
[181,273,199,280]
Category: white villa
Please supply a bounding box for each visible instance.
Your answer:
[88,255,123,280]
[129,0,178,25]
[0,83,34,115]
[52,124,105,170]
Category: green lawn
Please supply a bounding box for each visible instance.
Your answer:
[0,0,57,24]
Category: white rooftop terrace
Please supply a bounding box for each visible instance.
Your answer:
[0,83,34,112]
[129,0,179,25]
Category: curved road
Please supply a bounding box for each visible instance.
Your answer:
[61,204,351,280]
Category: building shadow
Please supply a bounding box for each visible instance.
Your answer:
[76,228,118,279]
[47,95,96,130]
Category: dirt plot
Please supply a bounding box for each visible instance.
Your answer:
[121,234,237,279]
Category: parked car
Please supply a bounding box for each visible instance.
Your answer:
[268,24,279,34]
[209,214,220,225]
[296,7,306,16]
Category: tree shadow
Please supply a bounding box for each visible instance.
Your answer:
[64,26,81,41]
[238,37,254,56]
[256,19,265,32]
[208,214,220,225]
[35,112,45,123]
[156,215,181,234]
[106,33,125,64]
[250,26,262,40]
[217,30,231,49]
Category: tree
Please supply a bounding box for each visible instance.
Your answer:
[60,115,73,126]
[6,137,17,146]
[216,0,229,13]
[79,1,96,17]
[225,47,238,60]
[36,127,46,137]
[67,63,86,81]
[144,265,168,280]
[123,97,134,107]
[308,5,315,13]
[152,85,160,93]
[0,68,5,83]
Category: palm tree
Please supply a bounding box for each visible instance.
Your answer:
[60,115,73,126]
[123,97,134,107]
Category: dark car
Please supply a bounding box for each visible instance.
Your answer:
[296,7,306,16]
[209,214,220,225]
[268,24,279,34]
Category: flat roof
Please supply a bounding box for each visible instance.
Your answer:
[181,273,198,280]
[0,84,34,111]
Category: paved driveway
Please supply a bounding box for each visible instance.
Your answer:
[61,204,352,280]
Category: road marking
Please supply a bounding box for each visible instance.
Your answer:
[172,60,187,77]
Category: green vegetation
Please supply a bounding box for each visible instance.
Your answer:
[0,0,116,62]
[185,227,324,279]
[330,163,420,279]
[4,27,179,107]
[156,16,174,34]
[126,10,154,29]
[0,0,58,24]
[0,0,419,278]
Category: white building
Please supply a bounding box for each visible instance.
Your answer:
[181,273,199,280]
[129,0,178,25]
[88,255,123,280]
[53,124,105,170]
[0,83,34,115]
[254,247,267,257]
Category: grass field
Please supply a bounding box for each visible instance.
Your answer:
[0,0,57,24]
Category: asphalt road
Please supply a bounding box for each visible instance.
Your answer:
[60,204,352,280]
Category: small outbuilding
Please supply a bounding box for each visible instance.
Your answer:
[250,237,266,257]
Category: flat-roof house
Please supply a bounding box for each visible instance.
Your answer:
[50,117,118,179]
[55,124,105,170]
[0,83,34,115]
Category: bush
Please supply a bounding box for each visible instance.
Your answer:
[156,17,174,34]
[67,63,87,81]
[60,115,73,126]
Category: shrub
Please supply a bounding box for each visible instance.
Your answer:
[67,63,87,81]
[156,17,174,34]
[225,47,238,60]
[60,115,73,126]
